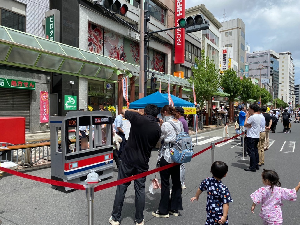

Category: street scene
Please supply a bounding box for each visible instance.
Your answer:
[0,122,300,225]
[1,0,300,225]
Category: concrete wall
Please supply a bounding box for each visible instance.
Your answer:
[79,77,88,111]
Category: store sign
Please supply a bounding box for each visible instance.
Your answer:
[40,91,49,123]
[0,77,35,90]
[183,107,196,115]
[45,15,55,41]
[222,49,228,71]
[64,95,77,110]
[174,0,185,64]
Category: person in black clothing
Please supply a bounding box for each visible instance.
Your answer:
[109,104,161,225]
[261,106,272,150]
[282,109,290,133]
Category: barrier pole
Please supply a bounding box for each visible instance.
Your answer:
[194,114,198,145]
[86,186,95,225]
[211,142,215,164]
[241,132,247,160]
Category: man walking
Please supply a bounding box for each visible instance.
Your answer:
[244,104,261,172]
[262,106,272,150]
[282,109,290,133]
[109,104,161,225]
[258,108,266,166]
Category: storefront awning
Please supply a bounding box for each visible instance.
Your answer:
[0,26,190,87]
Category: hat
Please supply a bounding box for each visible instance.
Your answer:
[175,106,185,115]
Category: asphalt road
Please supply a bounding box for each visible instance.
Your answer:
[0,121,299,225]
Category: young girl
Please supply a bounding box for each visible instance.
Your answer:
[191,161,233,224]
[250,169,300,225]
[223,122,229,140]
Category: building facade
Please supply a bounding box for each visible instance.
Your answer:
[220,18,245,74]
[295,84,299,106]
[247,50,280,98]
[279,51,295,104]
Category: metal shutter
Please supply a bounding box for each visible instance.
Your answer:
[0,88,30,130]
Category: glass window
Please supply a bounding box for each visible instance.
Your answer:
[147,0,165,24]
[240,56,244,63]
[0,8,26,32]
[241,43,245,51]
[241,30,245,39]
[225,43,232,47]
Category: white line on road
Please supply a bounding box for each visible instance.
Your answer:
[196,136,222,146]
[280,141,286,152]
[216,139,234,147]
[283,141,296,153]
[269,139,275,148]
[192,137,205,142]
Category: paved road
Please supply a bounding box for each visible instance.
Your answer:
[0,122,299,225]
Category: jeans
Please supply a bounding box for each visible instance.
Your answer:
[111,162,147,223]
[158,157,182,214]
[247,137,259,170]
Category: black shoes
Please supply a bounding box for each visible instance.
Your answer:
[244,168,256,172]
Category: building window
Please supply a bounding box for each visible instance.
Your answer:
[0,8,26,32]
[282,69,284,71]
[203,30,219,46]
[185,41,200,63]
[148,0,165,24]
[225,43,232,47]
[240,56,244,63]
[241,30,245,39]
[241,43,245,51]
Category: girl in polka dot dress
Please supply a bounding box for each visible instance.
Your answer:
[250,169,300,225]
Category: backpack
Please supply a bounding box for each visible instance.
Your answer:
[168,121,194,163]
[282,113,289,121]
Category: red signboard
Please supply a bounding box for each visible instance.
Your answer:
[0,117,25,144]
[174,0,185,64]
[40,91,49,123]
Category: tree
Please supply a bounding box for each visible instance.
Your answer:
[260,88,272,105]
[274,98,288,109]
[190,50,220,123]
[251,84,261,102]
[220,68,242,121]
[240,76,254,103]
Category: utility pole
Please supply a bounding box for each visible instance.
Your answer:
[139,0,145,99]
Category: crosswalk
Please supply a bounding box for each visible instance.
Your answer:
[191,136,297,154]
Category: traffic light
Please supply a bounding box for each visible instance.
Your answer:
[178,14,210,33]
[100,0,128,16]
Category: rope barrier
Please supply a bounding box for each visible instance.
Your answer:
[0,133,244,191]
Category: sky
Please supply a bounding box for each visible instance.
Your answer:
[186,0,300,85]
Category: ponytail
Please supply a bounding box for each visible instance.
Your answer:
[262,169,281,191]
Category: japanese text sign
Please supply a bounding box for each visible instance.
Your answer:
[64,95,77,110]
[40,91,49,123]
[0,77,35,90]
[183,107,196,115]
[46,15,55,41]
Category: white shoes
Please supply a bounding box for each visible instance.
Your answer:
[109,216,120,225]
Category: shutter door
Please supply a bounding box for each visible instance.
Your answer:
[0,88,30,130]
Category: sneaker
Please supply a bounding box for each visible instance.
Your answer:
[181,184,186,189]
[152,210,169,218]
[169,210,181,216]
[109,216,120,225]
[136,219,144,225]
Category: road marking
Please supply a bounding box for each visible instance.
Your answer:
[283,141,296,153]
[280,141,286,152]
[269,139,275,148]
[216,139,234,147]
[196,136,222,146]
[231,143,242,149]
[192,137,205,142]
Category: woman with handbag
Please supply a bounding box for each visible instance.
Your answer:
[152,105,183,218]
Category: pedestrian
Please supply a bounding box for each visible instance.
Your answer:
[223,122,229,140]
[152,105,183,218]
[282,109,290,133]
[270,111,278,133]
[109,104,161,225]
[191,161,233,225]
[250,169,300,225]
[175,106,188,189]
[244,104,261,172]
[113,111,126,158]
[234,119,240,135]
[258,107,266,166]
[261,106,272,150]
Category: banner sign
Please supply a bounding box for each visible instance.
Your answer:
[183,107,196,115]
[45,15,55,41]
[40,91,49,123]
[122,77,129,108]
[168,76,174,107]
[0,77,35,90]
[64,95,77,110]
[192,83,197,105]
[174,0,185,64]
[222,49,228,71]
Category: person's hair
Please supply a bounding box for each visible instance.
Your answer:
[262,169,281,190]
[175,106,185,116]
[249,104,260,112]
[144,104,159,117]
[261,106,267,112]
[211,161,228,179]
[284,109,288,112]
[161,105,180,119]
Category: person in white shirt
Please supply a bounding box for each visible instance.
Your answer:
[244,104,261,172]
[257,108,266,166]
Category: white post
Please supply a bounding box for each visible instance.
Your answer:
[211,142,215,164]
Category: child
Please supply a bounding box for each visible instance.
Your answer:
[234,120,240,136]
[191,161,233,224]
[250,169,300,225]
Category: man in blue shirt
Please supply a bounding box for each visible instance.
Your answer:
[114,112,125,158]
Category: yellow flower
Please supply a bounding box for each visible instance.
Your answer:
[88,105,93,111]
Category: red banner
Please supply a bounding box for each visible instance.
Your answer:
[40,91,49,123]
[174,0,185,64]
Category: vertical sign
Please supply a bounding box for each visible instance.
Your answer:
[40,91,49,123]
[64,95,77,110]
[122,77,129,108]
[174,0,185,64]
[222,49,228,71]
[45,15,55,41]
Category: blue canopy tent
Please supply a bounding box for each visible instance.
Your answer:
[129,91,194,109]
